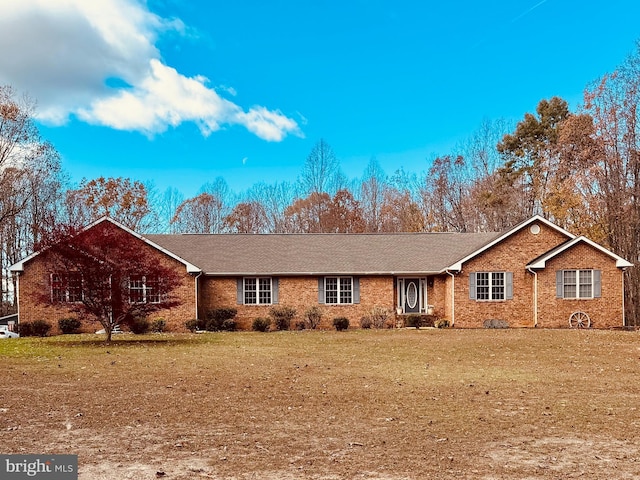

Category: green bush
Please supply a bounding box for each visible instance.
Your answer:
[58,317,81,334]
[129,317,150,334]
[252,317,271,332]
[269,306,296,331]
[151,318,166,333]
[19,320,51,337]
[333,317,350,331]
[205,308,238,331]
[304,306,323,330]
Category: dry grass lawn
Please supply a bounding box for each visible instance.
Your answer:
[1,328,640,479]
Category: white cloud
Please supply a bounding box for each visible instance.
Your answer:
[0,0,302,141]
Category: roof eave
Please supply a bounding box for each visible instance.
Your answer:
[445,215,574,272]
[9,217,203,275]
[203,270,446,276]
[526,236,634,270]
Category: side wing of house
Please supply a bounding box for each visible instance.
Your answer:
[449,217,573,328]
[11,218,200,333]
[446,217,632,328]
[527,237,632,328]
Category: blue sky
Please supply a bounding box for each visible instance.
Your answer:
[1,0,639,199]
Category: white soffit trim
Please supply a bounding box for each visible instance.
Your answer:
[445,215,576,272]
[527,236,633,269]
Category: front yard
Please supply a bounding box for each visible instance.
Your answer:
[1,329,639,479]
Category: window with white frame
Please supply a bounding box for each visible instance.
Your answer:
[470,272,512,301]
[324,276,353,304]
[243,277,272,305]
[558,269,598,299]
[129,275,163,304]
[51,272,83,303]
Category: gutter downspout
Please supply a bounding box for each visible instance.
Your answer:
[622,268,627,327]
[15,272,20,327]
[194,272,202,320]
[445,270,455,327]
[527,267,538,327]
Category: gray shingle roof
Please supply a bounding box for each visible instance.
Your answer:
[145,232,502,275]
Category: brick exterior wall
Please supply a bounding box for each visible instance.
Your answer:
[199,276,396,330]
[14,218,629,332]
[16,239,197,335]
[536,243,624,329]
[452,222,570,328]
[451,222,626,328]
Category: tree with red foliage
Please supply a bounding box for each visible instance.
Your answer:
[37,219,183,343]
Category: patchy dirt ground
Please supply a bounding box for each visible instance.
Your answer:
[1,329,640,479]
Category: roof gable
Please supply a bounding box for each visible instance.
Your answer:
[527,236,633,269]
[445,215,575,271]
[10,217,201,274]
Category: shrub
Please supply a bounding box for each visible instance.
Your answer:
[422,315,436,328]
[359,316,373,329]
[151,318,166,333]
[184,318,204,333]
[404,315,436,328]
[58,317,81,334]
[270,306,296,331]
[19,320,51,337]
[405,315,423,329]
[369,306,392,329]
[435,318,450,328]
[17,321,33,337]
[129,316,150,334]
[333,317,350,331]
[252,317,271,332]
[304,306,323,330]
[206,308,238,331]
[220,319,237,332]
[294,319,307,330]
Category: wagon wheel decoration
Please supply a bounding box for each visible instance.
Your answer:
[569,311,591,329]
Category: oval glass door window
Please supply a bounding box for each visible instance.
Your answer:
[406,282,418,309]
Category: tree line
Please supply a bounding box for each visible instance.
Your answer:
[2,42,640,322]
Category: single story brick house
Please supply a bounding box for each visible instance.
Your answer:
[10,215,633,331]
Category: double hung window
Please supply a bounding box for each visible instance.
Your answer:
[243,277,273,305]
[557,270,600,299]
[51,272,83,303]
[469,272,512,301]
